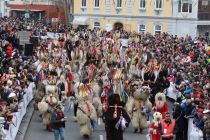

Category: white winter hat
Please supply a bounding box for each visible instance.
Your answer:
[8,92,16,98]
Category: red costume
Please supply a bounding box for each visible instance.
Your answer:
[67,71,73,97]
[6,43,13,59]
[149,122,161,140]
[155,102,168,119]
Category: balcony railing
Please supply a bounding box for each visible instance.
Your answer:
[198,12,210,20]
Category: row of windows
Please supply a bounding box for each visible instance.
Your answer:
[92,22,162,34]
[138,24,162,34]
[81,0,162,9]
[81,0,193,13]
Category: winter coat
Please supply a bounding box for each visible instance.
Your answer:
[173,109,188,133]
[184,86,193,98]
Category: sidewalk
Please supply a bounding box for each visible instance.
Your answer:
[15,101,34,140]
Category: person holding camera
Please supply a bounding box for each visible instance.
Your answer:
[50,105,66,140]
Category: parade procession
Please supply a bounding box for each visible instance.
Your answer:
[0,10,210,140]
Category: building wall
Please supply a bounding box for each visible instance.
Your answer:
[172,0,198,19]
[0,0,6,17]
[73,0,198,38]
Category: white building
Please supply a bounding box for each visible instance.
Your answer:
[171,0,198,38]
[0,0,6,17]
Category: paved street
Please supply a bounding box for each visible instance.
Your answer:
[22,100,174,140]
[23,107,147,140]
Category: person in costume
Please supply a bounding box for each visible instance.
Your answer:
[103,94,130,140]
[75,83,97,138]
[154,92,169,119]
[126,86,152,133]
[112,69,126,105]
[38,93,61,131]
[149,112,162,140]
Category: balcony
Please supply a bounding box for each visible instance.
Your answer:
[198,12,210,20]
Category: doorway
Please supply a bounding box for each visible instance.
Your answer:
[114,22,123,30]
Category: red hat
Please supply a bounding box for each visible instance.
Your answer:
[197,108,204,114]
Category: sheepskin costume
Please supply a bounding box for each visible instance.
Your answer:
[87,81,103,117]
[34,82,45,110]
[45,84,59,98]
[76,87,97,138]
[126,86,152,132]
[154,92,168,119]
[38,94,61,128]
[149,112,162,140]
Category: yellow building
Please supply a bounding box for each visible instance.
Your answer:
[73,0,197,36]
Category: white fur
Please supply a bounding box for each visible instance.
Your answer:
[38,101,49,113]
[155,92,166,109]
[152,112,162,126]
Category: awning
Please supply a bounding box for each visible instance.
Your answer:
[11,9,43,12]
[72,16,89,25]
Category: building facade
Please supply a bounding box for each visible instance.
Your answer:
[197,0,210,37]
[6,0,66,23]
[0,0,6,17]
[73,0,198,38]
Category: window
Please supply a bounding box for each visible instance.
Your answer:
[81,0,86,7]
[93,22,100,28]
[117,0,122,8]
[202,0,209,6]
[155,0,162,9]
[94,0,100,7]
[139,0,146,9]
[154,25,162,34]
[138,24,146,33]
[178,0,192,13]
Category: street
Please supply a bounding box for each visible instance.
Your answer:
[22,100,174,140]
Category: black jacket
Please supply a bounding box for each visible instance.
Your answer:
[104,106,130,140]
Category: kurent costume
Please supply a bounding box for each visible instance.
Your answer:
[126,86,152,133]
[38,93,61,131]
[75,83,97,138]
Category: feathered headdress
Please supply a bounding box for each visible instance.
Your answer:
[112,69,123,80]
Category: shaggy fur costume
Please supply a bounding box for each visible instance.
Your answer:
[76,99,97,137]
[38,94,59,125]
[126,87,152,130]
[45,85,59,97]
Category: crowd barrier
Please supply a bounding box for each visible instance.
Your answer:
[3,82,35,140]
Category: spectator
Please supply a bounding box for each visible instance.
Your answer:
[50,105,66,140]
[173,103,188,140]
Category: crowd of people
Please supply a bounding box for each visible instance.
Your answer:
[0,16,210,140]
[0,17,38,138]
